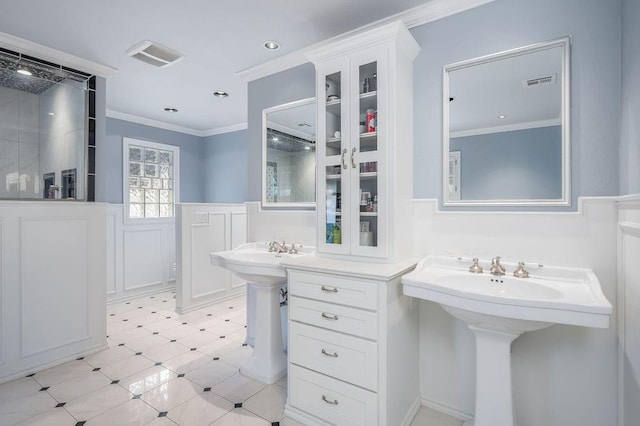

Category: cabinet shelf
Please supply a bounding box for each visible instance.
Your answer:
[360,212,378,217]
[326,99,341,116]
[360,172,378,180]
[326,174,342,180]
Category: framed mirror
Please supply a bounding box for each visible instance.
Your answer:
[443,37,570,206]
[262,98,316,208]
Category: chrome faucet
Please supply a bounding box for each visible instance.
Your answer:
[490,256,506,276]
[513,262,530,278]
[268,241,288,253]
[468,258,483,273]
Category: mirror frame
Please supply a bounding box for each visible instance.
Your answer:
[442,37,571,207]
[261,97,317,209]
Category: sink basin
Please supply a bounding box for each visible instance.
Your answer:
[210,242,314,384]
[402,256,612,426]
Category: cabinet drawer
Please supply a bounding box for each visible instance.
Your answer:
[289,296,378,340]
[289,322,377,391]
[288,271,377,310]
[289,364,377,426]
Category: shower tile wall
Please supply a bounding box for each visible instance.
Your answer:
[0,86,39,198]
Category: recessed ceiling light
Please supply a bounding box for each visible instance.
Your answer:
[272,137,279,142]
[304,146,311,150]
[264,40,280,50]
[17,68,32,76]
[213,91,229,98]
[47,112,54,116]
[164,107,179,113]
[498,114,508,119]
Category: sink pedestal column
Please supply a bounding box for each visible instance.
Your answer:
[468,325,521,426]
[240,281,287,384]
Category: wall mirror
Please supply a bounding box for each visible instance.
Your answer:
[443,37,570,206]
[262,98,316,208]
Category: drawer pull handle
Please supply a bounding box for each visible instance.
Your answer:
[321,312,338,321]
[321,348,339,357]
[322,395,339,405]
[321,285,338,293]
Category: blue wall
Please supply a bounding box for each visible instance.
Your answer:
[247,63,316,201]
[451,126,562,200]
[411,0,621,207]
[102,118,205,204]
[203,129,249,202]
[620,0,640,195]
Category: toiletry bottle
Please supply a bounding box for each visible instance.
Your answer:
[366,109,376,132]
[373,195,378,212]
[333,224,341,244]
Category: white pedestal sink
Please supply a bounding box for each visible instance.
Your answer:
[210,242,313,384]
[402,256,612,426]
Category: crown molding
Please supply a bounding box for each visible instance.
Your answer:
[237,0,495,82]
[450,118,562,138]
[0,31,117,78]
[202,122,248,137]
[107,109,247,138]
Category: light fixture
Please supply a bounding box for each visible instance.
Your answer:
[304,146,311,150]
[17,68,32,76]
[498,114,508,119]
[213,91,229,98]
[264,40,280,50]
[164,107,179,113]
[272,137,279,142]
[47,112,54,116]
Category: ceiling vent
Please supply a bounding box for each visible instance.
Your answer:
[524,74,557,88]
[126,41,184,68]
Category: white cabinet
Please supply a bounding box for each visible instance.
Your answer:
[281,258,419,426]
[308,21,419,262]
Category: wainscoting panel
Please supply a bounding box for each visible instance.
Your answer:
[0,202,107,384]
[175,204,246,313]
[618,197,640,425]
[123,228,163,291]
[20,217,90,357]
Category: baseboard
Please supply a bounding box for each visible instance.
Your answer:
[421,397,475,423]
[107,284,176,305]
[402,396,422,426]
[174,289,246,314]
[284,404,332,426]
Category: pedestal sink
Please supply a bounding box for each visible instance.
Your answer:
[210,242,313,384]
[401,256,612,426]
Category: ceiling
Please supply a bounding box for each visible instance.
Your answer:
[0,0,448,135]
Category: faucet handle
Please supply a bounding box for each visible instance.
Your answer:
[513,262,530,278]
[469,258,483,274]
[490,256,506,276]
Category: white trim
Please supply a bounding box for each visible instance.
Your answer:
[0,31,117,78]
[237,0,495,82]
[123,138,180,224]
[107,109,247,138]
[420,397,474,423]
[450,118,562,138]
[202,122,248,137]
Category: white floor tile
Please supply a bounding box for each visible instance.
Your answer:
[158,324,201,341]
[141,377,202,412]
[276,375,287,389]
[46,371,112,403]
[142,342,191,363]
[211,408,270,426]
[145,417,179,426]
[63,384,132,421]
[242,384,287,422]
[0,391,59,425]
[99,354,155,381]
[109,324,152,342]
[82,399,159,426]
[176,330,220,348]
[118,366,177,395]
[279,416,306,426]
[212,372,265,403]
[14,407,77,426]
[83,345,135,367]
[219,345,253,368]
[161,351,211,375]
[32,359,93,387]
[184,360,238,388]
[120,334,170,353]
[197,338,239,357]
[167,391,234,425]
[0,377,41,405]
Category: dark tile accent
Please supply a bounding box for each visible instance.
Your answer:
[39,387,49,391]
[190,348,197,351]
[150,296,155,299]
[123,319,128,322]
[200,329,205,332]
[166,316,171,319]
[76,357,84,360]
[155,362,162,366]
[76,422,86,426]
[163,300,167,303]
[126,302,131,305]
[182,322,187,325]
[151,311,156,314]
[138,307,143,309]
[158,412,168,417]
[203,387,211,392]
[242,343,248,347]
[111,380,120,384]
[153,332,159,335]
[213,357,220,361]
[118,343,125,346]
[220,336,225,339]
[177,374,185,378]
[132,394,142,399]
[137,325,143,328]
[234,402,242,408]
[229,307,234,309]
[170,340,177,343]
[109,313,115,316]
[26,373,35,377]
[56,402,66,408]
[135,352,142,355]
[92,368,100,372]
[207,314,212,316]
[225,319,230,322]
[272,423,280,426]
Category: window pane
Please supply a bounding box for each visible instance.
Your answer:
[129,162,143,176]
[159,151,172,165]
[129,177,139,187]
[140,178,152,189]
[130,188,143,203]
[130,203,144,218]
[145,148,158,163]
[129,146,143,161]
[145,204,159,218]
[145,164,158,177]
[160,190,172,204]
[145,189,159,203]
[152,178,163,189]
[160,166,171,179]
[160,204,173,217]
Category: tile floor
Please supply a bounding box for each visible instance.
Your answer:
[0,290,462,426]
